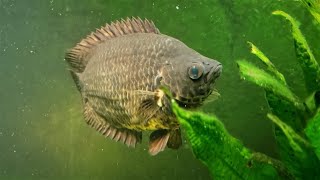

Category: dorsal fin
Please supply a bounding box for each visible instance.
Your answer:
[65,17,160,73]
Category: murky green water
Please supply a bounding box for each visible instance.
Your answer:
[0,0,319,179]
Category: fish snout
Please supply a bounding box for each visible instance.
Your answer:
[205,61,222,83]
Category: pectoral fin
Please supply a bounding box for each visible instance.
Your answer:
[148,128,182,155]
[149,129,170,156]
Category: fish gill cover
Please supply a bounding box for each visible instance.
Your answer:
[165,1,320,179]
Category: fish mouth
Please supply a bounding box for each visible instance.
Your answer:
[205,63,222,84]
[175,97,203,109]
[174,88,214,109]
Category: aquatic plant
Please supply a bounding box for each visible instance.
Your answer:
[298,0,320,24]
[170,98,294,179]
[237,9,320,178]
[166,4,320,180]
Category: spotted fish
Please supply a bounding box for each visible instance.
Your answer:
[65,17,222,155]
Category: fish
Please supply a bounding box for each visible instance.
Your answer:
[65,17,222,156]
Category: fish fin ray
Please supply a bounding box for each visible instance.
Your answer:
[83,101,142,147]
[149,130,170,156]
[138,99,160,122]
[204,90,220,104]
[132,90,156,96]
[69,70,82,91]
[65,17,160,73]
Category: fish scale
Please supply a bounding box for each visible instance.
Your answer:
[65,17,222,155]
[83,35,174,129]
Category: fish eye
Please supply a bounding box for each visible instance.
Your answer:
[188,63,204,80]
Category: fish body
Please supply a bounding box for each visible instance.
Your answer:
[65,17,222,155]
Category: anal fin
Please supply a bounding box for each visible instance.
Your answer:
[83,101,142,147]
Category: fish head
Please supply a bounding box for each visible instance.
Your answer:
[161,50,222,108]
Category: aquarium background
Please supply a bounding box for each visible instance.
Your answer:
[0,0,319,179]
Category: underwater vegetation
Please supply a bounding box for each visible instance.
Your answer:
[298,0,320,24]
[168,2,320,180]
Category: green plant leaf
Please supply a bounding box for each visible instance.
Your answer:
[267,113,309,153]
[248,42,286,85]
[236,60,303,110]
[266,111,320,179]
[170,99,293,179]
[273,10,320,93]
[237,60,320,178]
[265,92,305,131]
[305,91,320,115]
[305,108,320,160]
[298,0,320,24]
